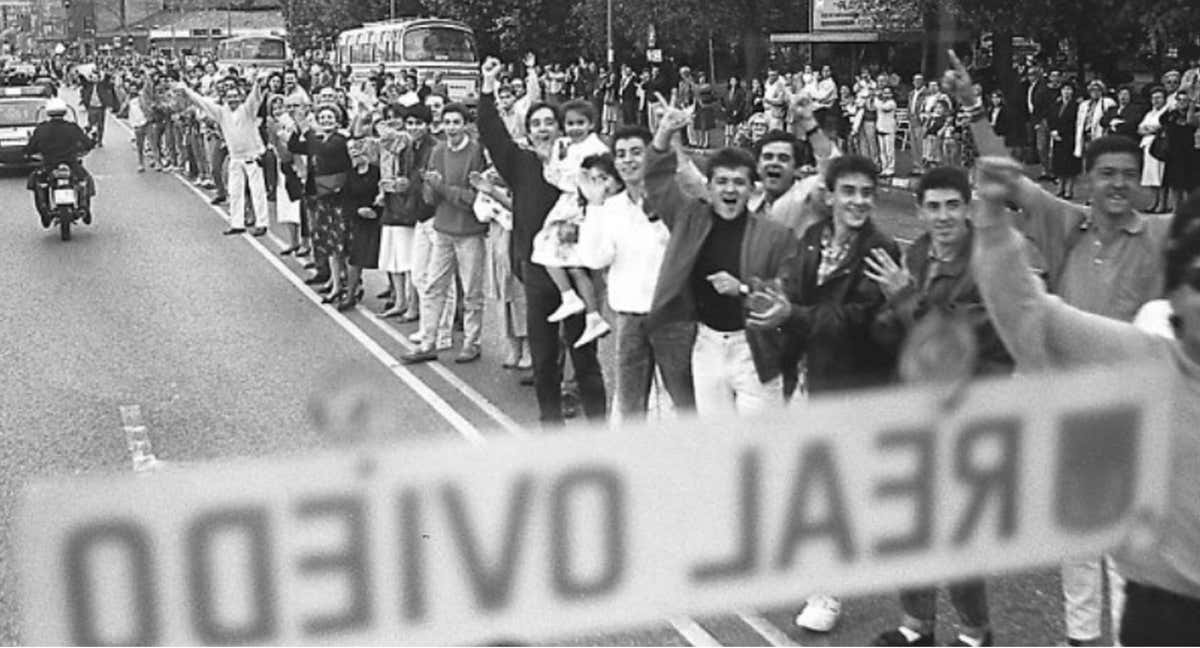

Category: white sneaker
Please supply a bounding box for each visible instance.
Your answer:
[547,291,585,322]
[574,314,611,348]
[795,594,841,633]
[408,331,423,344]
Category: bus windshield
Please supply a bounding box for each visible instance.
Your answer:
[401,27,476,63]
[221,38,286,60]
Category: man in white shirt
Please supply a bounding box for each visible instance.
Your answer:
[577,126,695,420]
[764,68,790,131]
[177,71,269,236]
[875,85,898,177]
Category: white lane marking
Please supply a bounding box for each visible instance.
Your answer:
[108,117,483,444]
[256,228,528,439]
[737,611,802,647]
[668,618,723,647]
[114,114,796,646]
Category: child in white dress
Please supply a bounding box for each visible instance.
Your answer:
[531,100,614,347]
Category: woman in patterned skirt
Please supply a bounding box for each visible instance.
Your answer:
[289,102,352,303]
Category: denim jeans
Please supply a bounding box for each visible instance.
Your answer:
[615,314,695,420]
[419,230,483,350]
[900,579,989,633]
[691,324,783,418]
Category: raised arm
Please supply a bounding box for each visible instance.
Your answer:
[646,100,699,229]
[175,81,221,121]
[476,57,523,186]
[972,157,1161,368]
[942,50,1078,264]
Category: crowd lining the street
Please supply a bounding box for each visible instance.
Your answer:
[31,40,1200,647]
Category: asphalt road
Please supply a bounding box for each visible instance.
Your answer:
[0,105,1101,646]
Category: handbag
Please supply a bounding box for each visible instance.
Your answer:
[1149,132,1169,162]
[314,172,346,198]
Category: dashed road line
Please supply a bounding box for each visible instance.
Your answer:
[668,618,724,647]
[738,612,802,646]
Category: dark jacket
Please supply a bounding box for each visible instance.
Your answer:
[288,130,351,197]
[871,229,1014,379]
[1102,103,1145,140]
[80,77,119,111]
[342,164,380,217]
[643,146,800,384]
[1020,78,1057,122]
[477,91,560,286]
[25,119,93,165]
[781,217,900,393]
[380,132,436,226]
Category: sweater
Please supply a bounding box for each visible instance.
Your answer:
[424,137,486,237]
[974,214,1200,603]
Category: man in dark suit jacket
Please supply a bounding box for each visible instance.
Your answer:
[79,68,119,147]
[1019,64,1057,178]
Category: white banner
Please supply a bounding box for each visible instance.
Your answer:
[17,365,1173,645]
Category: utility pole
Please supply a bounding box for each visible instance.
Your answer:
[605,0,612,71]
[389,0,394,21]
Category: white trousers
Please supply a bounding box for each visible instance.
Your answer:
[691,324,783,419]
[227,157,267,229]
[878,130,896,176]
[1063,555,1126,643]
[411,220,456,348]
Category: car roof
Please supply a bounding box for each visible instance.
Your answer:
[0,85,52,98]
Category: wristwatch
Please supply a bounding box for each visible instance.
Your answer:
[738,283,751,297]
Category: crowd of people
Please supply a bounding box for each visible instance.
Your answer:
[30,41,1200,647]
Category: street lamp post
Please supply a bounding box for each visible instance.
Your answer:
[605,0,613,70]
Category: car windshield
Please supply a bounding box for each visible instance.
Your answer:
[402,27,476,63]
[0,100,43,125]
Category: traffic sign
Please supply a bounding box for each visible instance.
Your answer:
[17,364,1173,645]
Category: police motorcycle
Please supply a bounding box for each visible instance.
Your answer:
[26,97,95,241]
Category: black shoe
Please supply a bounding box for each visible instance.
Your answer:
[561,390,580,419]
[40,213,51,228]
[304,274,331,286]
[401,348,439,364]
[211,195,227,205]
[222,227,245,235]
[81,210,92,225]
[250,226,267,237]
[321,290,344,305]
[518,370,535,386]
[336,293,359,312]
[871,628,934,646]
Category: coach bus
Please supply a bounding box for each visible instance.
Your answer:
[335,18,480,105]
[215,34,291,74]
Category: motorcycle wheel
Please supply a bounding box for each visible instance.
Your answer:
[59,215,71,241]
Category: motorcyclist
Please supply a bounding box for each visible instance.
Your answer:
[25,97,95,227]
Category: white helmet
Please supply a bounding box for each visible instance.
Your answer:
[45,97,67,116]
